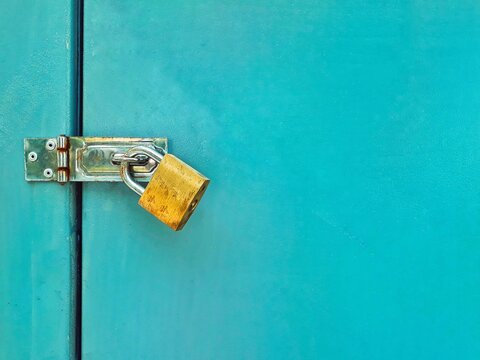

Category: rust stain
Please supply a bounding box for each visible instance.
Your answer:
[57,136,70,182]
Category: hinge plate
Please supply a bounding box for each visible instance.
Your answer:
[24,136,168,182]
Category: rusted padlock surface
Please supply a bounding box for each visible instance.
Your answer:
[139,154,210,230]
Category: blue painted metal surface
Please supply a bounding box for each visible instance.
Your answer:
[0,1,77,359]
[83,1,480,359]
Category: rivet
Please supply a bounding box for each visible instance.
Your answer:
[28,152,38,162]
[44,168,54,178]
[46,139,57,151]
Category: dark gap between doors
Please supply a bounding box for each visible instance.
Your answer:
[73,0,84,359]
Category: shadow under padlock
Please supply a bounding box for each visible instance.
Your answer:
[120,146,210,231]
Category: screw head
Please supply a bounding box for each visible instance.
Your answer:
[28,152,38,162]
[43,168,54,178]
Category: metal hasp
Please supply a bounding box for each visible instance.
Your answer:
[24,136,168,183]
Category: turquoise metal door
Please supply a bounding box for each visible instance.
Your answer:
[81,2,480,359]
[0,1,78,359]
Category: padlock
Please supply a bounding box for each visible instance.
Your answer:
[120,146,209,231]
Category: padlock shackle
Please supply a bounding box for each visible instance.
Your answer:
[120,146,166,196]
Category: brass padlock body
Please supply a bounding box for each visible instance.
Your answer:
[139,154,210,230]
